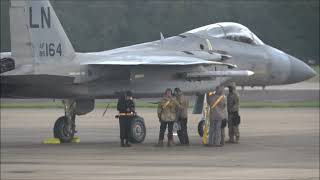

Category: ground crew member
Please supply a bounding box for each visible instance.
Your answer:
[174,88,189,145]
[227,82,240,143]
[116,91,135,147]
[206,86,227,147]
[157,88,180,147]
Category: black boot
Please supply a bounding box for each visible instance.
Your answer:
[167,135,175,147]
[235,136,240,144]
[125,140,131,147]
[155,140,164,147]
[120,139,125,147]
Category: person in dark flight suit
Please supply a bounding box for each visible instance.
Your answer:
[117,91,135,147]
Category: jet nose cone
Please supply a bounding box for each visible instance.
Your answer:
[286,56,317,84]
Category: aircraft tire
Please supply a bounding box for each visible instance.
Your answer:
[198,119,205,137]
[53,116,74,143]
[129,116,146,143]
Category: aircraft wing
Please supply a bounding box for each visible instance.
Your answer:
[81,54,235,67]
[79,49,255,83]
[83,55,222,66]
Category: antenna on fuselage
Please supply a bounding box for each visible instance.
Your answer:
[160,32,165,47]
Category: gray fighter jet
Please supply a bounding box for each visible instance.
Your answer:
[0,0,316,143]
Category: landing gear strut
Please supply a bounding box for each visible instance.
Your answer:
[53,100,76,143]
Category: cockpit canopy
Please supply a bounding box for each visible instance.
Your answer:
[186,22,264,45]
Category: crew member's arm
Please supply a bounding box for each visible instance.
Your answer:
[235,94,239,110]
[231,94,239,113]
[117,96,125,112]
[131,99,136,112]
[117,98,121,112]
[184,96,189,109]
[157,101,162,120]
[171,98,181,108]
[128,98,135,112]
[223,96,228,119]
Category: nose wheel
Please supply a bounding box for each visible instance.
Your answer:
[198,119,205,137]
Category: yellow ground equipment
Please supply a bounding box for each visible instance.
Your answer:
[42,138,61,144]
[202,92,224,145]
[42,136,80,144]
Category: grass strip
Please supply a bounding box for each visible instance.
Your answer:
[1,100,318,109]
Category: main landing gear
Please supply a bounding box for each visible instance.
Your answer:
[53,100,76,143]
[52,99,146,143]
[129,115,146,143]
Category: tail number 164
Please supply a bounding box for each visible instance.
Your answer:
[39,43,62,57]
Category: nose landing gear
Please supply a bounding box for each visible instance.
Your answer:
[198,119,205,137]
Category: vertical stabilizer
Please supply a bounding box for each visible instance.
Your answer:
[10,0,75,69]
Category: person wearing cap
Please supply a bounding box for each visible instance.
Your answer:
[156,88,180,147]
[116,91,135,147]
[174,88,189,145]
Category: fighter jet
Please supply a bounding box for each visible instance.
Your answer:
[0,0,316,143]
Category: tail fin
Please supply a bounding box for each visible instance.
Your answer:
[10,0,75,67]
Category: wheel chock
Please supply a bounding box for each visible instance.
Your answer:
[42,137,80,144]
[71,136,80,143]
[42,138,61,144]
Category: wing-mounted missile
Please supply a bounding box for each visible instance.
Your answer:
[179,70,254,81]
[186,70,254,78]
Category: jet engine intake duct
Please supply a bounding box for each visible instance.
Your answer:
[0,58,15,74]
[75,99,95,115]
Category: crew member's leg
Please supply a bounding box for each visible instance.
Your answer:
[177,118,184,144]
[157,121,167,146]
[221,127,225,146]
[213,120,222,146]
[124,116,132,147]
[119,117,126,147]
[228,114,235,143]
[182,118,189,145]
[167,122,174,146]
[234,125,240,143]
[234,112,240,143]
[208,120,215,145]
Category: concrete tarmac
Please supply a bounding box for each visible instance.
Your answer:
[1,108,319,180]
